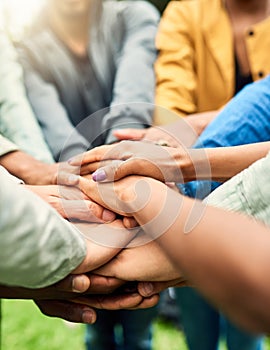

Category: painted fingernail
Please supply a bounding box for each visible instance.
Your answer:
[141,282,153,296]
[102,209,116,222]
[92,170,107,182]
[82,310,94,324]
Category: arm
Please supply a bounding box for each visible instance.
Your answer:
[103,1,159,144]
[69,140,270,183]
[0,30,53,163]
[133,179,270,334]
[78,173,270,333]
[0,149,59,185]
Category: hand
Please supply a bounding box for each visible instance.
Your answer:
[77,174,152,218]
[70,141,187,183]
[71,219,140,273]
[113,127,182,148]
[71,292,160,311]
[138,279,190,298]
[34,300,97,324]
[184,111,218,136]
[0,150,80,186]
[35,275,127,324]
[113,111,219,146]
[1,273,126,324]
[25,184,116,223]
[93,240,185,282]
[0,274,124,299]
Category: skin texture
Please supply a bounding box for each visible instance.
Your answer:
[112,111,219,146]
[0,150,117,222]
[25,184,116,223]
[76,173,270,333]
[0,274,158,324]
[70,140,270,184]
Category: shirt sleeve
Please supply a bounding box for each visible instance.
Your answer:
[0,166,86,288]
[0,30,54,164]
[155,2,198,118]
[103,1,160,144]
[15,50,90,161]
[206,152,270,227]
[0,135,18,157]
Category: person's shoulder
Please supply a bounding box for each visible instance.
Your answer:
[103,1,160,21]
[161,0,207,28]
[164,0,202,17]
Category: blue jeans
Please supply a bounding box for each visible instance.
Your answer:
[177,77,270,350]
[85,307,157,350]
[175,288,263,350]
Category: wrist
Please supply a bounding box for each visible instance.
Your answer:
[170,148,196,183]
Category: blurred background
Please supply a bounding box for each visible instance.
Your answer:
[1,0,170,40]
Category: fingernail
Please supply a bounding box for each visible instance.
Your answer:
[92,170,107,182]
[82,310,94,324]
[102,209,116,222]
[68,174,80,185]
[141,282,153,296]
[68,157,76,164]
[72,275,88,293]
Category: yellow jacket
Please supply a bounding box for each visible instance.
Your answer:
[155,0,270,124]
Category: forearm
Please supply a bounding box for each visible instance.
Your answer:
[0,150,57,185]
[181,142,270,183]
[128,179,270,333]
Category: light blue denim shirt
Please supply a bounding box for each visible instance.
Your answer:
[179,76,270,199]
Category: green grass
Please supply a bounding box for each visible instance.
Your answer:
[1,300,270,350]
[1,300,188,350]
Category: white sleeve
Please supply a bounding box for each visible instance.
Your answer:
[0,167,86,288]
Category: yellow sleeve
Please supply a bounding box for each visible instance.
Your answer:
[155,1,198,124]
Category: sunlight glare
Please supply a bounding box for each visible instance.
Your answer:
[2,0,44,37]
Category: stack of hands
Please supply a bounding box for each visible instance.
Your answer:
[1,126,189,325]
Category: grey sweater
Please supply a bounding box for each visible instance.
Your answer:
[18,1,159,160]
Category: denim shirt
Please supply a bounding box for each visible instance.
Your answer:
[179,76,270,199]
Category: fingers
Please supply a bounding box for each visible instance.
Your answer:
[68,140,136,168]
[72,293,159,310]
[68,145,112,166]
[91,160,124,182]
[55,274,91,293]
[80,160,112,176]
[34,300,97,324]
[56,162,80,186]
[113,128,146,141]
[92,158,164,183]
[85,275,125,294]
[123,216,138,229]
[138,279,188,297]
[52,197,116,223]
